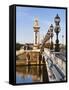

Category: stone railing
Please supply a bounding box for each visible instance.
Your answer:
[42,48,66,81]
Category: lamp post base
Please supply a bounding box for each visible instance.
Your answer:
[50,41,53,50]
[55,44,60,52]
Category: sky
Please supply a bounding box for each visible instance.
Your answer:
[16,6,66,45]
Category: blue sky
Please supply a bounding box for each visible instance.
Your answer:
[16,6,66,45]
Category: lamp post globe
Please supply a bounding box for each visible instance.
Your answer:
[54,14,60,25]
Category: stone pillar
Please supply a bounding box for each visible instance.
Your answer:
[33,17,40,49]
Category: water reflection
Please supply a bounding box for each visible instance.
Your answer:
[16,64,49,84]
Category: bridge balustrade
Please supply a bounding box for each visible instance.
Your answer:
[42,48,66,81]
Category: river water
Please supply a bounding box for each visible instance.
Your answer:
[16,64,49,84]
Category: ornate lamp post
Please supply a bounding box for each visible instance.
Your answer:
[54,14,61,52]
[49,24,54,50]
[47,29,51,49]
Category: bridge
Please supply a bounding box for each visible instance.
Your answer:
[16,26,66,82]
[42,48,66,81]
[40,29,66,82]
